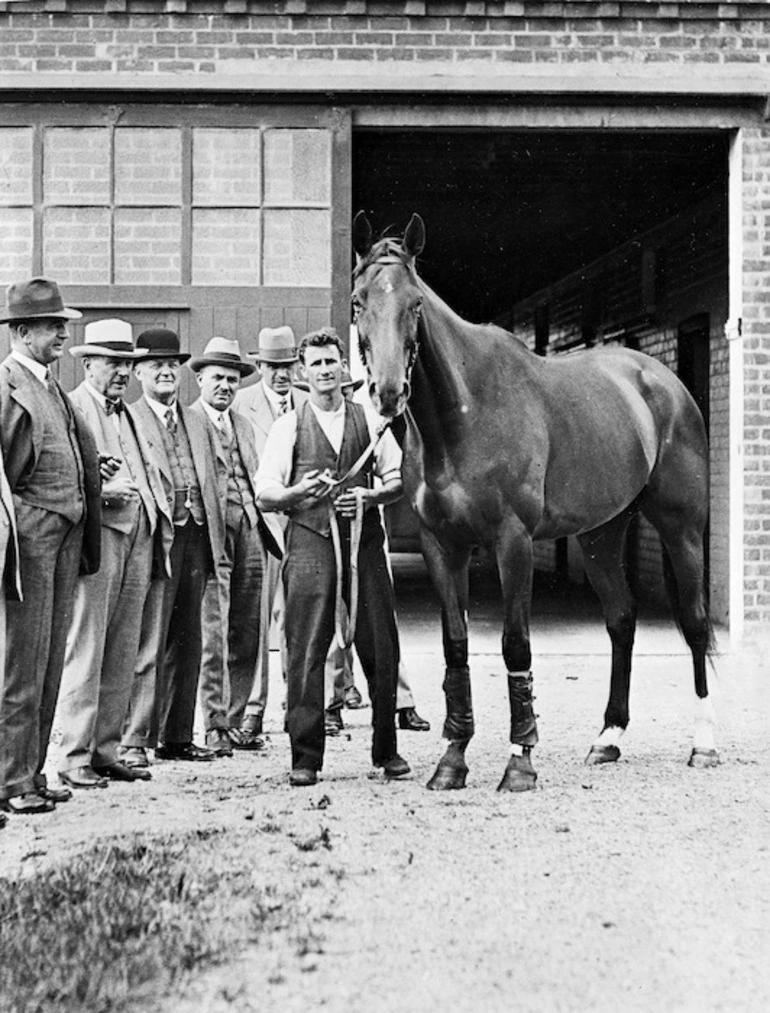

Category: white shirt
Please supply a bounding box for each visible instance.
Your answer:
[255,400,402,499]
[262,380,293,415]
[144,395,177,427]
[11,349,48,386]
[200,399,232,436]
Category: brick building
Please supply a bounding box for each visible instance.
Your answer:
[0,1,768,641]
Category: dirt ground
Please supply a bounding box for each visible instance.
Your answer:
[2,562,769,1013]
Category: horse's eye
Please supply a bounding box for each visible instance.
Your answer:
[412,300,423,317]
[351,296,364,317]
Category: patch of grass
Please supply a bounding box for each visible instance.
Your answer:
[0,827,320,1013]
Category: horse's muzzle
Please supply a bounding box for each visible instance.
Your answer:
[369,380,409,419]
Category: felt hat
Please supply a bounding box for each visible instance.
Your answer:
[248,326,297,364]
[189,336,255,377]
[135,328,190,363]
[0,277,82,325]
[69,318,143,359]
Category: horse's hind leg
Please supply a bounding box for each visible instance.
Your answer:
[578,510,638,765]
[419,528,474,791]
[640,496,718,768]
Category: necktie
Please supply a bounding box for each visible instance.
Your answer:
[105,399,123,416]
[277,397,288,416]
[164,408,177,435]
[218,412,232,438]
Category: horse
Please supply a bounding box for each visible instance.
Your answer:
[351,211,717,792]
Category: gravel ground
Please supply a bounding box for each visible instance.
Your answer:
[2,563,768,1013]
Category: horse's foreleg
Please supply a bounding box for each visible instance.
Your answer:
[420,530,473,791]
[578,515,637,766]
[496,526,538,792]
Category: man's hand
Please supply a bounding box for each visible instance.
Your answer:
[297,469,331,501]
[99,454,122,482]
[102,476,139,507]
[334,487,367,519]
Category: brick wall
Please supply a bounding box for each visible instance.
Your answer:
[0,2,769,76]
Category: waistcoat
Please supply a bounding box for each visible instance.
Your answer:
[218,425,258,530]
[289,401,380,541]
[159,412,205,526]
[100,410,156,534]
[20,385,84,524]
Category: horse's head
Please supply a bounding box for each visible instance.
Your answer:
[352,212,425,418]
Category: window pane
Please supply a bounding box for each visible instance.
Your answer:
[263,209,330,287]
[43,207,110,284]
[0,129,33,205]
[263,130,331,205]
[193,129,261,207]
[192,209,260,286]
[0,208,33,287]
[44,128,110,205]
[114,208,181,285]
[114,129,182,206]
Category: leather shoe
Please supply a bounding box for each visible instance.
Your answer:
[380,754,411,779]
[344,685,367,709]
[118,746,150,768]
[324,708,344,736]
[155,742,215,762]
[289,768,318,787]
[0,791,56,814]
[94,761,151,782]
[205,729,234,757]
[229,727,264,751]
[240,713,263,737]
[398,707,431,732]
[59,765,109,789]
[39,785,72,803]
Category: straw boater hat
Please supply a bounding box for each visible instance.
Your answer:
[0,277,82,325]
[69,318,144,359]
[189,336,255,377]
[134,327,190,363]
[248,325,298,364]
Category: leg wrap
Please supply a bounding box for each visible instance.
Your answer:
[442,666,474,741]
[508,672,538,747]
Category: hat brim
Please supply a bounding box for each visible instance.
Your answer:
[189,356,255,377]
[247,352,299,364]
[0,306,82,325]
[135,350,191,363]
[69,344,145,359]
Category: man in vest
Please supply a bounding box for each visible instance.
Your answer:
[56,319,173,789]
[256,327,410,787]
[189,336,281,756]
[120,328,224,765]
[232,326,307,745]
[0,278,101,816]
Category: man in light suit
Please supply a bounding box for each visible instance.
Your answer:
[232,326,307,743]
[0,448,21,830]
[0,278,101,817]
[190,337,281,756]
[56,319,173,789]
[120,328,224,765]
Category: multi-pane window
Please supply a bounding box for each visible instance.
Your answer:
[0,124,331,289]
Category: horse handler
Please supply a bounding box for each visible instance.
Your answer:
[255,327,410,787]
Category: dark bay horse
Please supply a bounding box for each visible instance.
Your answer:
[352,212,717,792]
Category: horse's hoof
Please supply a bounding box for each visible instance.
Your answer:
[584,744,621,766]
[688,748,720,769]
[426,761,468,791]
[496,754,537,793]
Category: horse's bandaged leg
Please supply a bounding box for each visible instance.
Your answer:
[441,666,474,742]
[507,672,538,748]
[693,695,717,751]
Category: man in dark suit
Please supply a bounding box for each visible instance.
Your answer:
[0,278,101,816]
[120,328,224,765]
[233,326,307,743]
[190,337,281,756]
[56,319,173,789]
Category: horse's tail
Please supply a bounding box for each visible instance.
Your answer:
[661,546,717,660]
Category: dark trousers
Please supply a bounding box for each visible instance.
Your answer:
[0,507,82,798]
[283,521,399,771]
[156,519,210,745]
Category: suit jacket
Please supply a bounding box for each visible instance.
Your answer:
[189,399,282,559]
[233,381,308,460]
[0,355,101,576]
[69,382,174,579]
[129,395,225,574]
[0,450,21,601]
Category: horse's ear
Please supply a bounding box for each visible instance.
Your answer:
[403,214,425,259]
[352,211,374,258]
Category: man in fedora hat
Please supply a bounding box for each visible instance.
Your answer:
[120,328,224,765]
[190,337,282,755]
[55,319,174,790]
[0,278,101,816]
[232,325,308,742]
